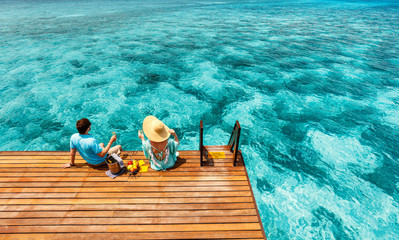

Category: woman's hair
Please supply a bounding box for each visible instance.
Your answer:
[76,118,91,134]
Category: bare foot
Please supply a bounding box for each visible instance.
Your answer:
[61,163,72,169]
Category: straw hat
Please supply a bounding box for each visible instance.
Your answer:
[142,116,170,142]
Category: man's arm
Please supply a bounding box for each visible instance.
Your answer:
[97,134,117,158]
[62,148,76,168]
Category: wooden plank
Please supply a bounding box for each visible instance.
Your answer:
[0,193,78,199]
[0,199,121,205]
[0,196,253,204]
[0,172,91,177]
[0,223,261,233]
[0,182,86,187]
[0,158,239,165]
[0,186,251,193]
[113,209,258,217]
[0,157,237,163]
[0,163,202,168]
[0,162,238,168]
[0,216,259,225]
[0,203,256,211]
[0,191,252,198]
[76,191,252,198]
[0,159,239,166]
[0,166,246,172]
[0,151,71,156]
[0,171,246,177]
[0,159,195,165]
[0,181,249,188]
[0,234,55,240]
[1,209,257,218]
[0,156,239,163]
[118,197,253,204]
[0,156,238,162]
[0,176,247,182]
[0,231,264,239]
[0,161,241,170]
[0,155,211,160]
[0,156,206,161]
[204,145,232,153]
[0,211,115,218]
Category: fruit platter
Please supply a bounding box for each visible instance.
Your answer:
[126,159,147,177]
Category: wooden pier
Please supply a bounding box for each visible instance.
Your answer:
[0,123,266,239]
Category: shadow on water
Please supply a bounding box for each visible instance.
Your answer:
[358,122,399,200]
[311,206,356,240]
[361,157,399,202]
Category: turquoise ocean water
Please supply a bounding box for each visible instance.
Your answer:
[1,0,399,239]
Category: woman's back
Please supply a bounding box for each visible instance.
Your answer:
[150,140,168,160]
[142,139,179,171]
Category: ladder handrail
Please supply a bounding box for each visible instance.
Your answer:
[200,120,204,167]
[199,120,241,167]
[228,121,241,166]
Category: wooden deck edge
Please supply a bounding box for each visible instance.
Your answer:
[243,153,267,240]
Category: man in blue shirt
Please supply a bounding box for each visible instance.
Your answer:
[62,118,122,168]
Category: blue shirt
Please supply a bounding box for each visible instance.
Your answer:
[142,139,179,171]
[70,133,106,165]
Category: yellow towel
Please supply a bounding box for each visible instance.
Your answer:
[138,160,145,166]
[208,152,225,159]
[139,166,148,172]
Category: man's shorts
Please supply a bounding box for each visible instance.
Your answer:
[108,145,122,155]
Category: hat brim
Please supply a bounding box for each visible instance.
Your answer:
[142,116,170,142]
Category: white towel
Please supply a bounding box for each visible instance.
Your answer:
[110,153,124,168]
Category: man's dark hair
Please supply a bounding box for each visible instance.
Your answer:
[76,118,91,134]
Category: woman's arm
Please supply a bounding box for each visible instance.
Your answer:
[139,130,151,160]
[138,130,145,143]
[169,129,179,144]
